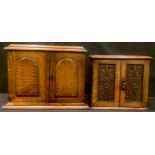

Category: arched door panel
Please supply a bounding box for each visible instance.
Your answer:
[9,52,48,104]
[16,57,39,97]
[55,58,78,97]
[49,53,85,103]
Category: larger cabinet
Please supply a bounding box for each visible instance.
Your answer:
[3,44,88,109]
[90,55,152,110]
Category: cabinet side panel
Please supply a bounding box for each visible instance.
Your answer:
[7,52,16,101]
[143,61,150,106]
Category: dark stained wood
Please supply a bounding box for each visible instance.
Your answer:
[4,44,87,109]
[90,55,152,109]
[92,59,121,107]
[120,60,150,108]
[90,55,153,60]
[91,107,148,110]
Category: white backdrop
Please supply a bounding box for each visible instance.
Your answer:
[0,0,155,155]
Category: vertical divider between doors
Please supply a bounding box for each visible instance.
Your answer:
[119,60,124,106]
[52,53,56,102]
[47,52,50,103]
[118,60,122,106]
[48,52,55,103]
[120,60,126,106]
[114,60,121,107]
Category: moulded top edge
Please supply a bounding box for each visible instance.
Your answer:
[4,44,87,53]
[89,55,153,60]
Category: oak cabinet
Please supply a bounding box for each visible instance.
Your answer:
[90,55,152,110]
[4,44,87,109]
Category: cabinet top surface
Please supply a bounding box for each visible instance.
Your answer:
[90,55,153,60]
[4,44,87,53]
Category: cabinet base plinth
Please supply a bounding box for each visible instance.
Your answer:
[91,107,148,111]
[1,102,148,111]
[2,102,89,110]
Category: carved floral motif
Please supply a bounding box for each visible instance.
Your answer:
[125,64,144,102]
[98,64,115,101]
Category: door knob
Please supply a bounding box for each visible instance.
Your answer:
[48,75,54,80]
[121,81,126,90]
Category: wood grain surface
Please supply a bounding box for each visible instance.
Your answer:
[5,44,87,108]
[90,55,152,109]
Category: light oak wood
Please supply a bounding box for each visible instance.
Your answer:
[8,51,48,104]
[90,55,152,109]
[2,102,89,110]
[5,44,87,52]
[4,44,87,109]
[50,53,86,103]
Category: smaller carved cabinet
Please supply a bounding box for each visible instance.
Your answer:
[4,44,87,109]
[90,55,152,109]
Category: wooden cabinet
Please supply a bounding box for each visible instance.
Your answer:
[3,44,88,109]
[90,55,152,110]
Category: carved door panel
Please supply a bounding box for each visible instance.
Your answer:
[49,53,85,103]
[120,60,150,108]
[92,60,121,107]
[8,52,48,105]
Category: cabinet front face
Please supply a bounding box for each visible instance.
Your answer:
[49,53,85,103]
[92,60,121,107]
[8,51,48,105]
[120,60,150,108]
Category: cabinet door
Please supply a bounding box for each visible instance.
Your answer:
[49,53,85,104]
[8,52,48,105]
[120,60,150,108]
[92,60,121,107]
